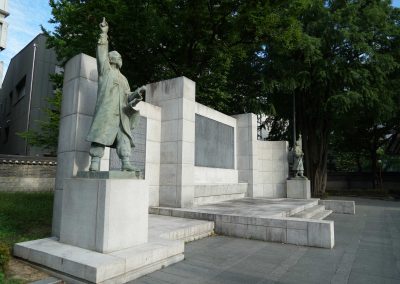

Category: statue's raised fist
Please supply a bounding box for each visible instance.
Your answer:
[100,17,109,33]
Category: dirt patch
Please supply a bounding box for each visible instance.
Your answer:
[6,257,50,283]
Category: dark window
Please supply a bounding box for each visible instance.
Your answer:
[16,76,26,100]
[7,91,12,114]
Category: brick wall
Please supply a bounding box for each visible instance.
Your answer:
[0,156,56,192]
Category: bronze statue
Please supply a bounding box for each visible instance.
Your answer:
[86,18,145,171]
[293,134,305,178]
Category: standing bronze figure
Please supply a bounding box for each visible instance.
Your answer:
[87,18,145,171]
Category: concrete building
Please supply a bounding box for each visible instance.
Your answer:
[0,0,9,84]
[0,34,58,156]
[0,0,8,51]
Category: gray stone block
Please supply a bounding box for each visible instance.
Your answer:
[287,178,311,199]
[63,53,97,84]
[76,170,141,179]
[247,225,267,240]
[287,228,308,246]
[266,227,286,243]
[60,178,148,253]
[318,200,355,214]
[307,220,334,248]
[51,189,63,237]
[14,237,184,283]
[287,219,308,230]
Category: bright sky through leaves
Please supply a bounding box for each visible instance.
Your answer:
[1,0,400,81]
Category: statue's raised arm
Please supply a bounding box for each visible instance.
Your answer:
[97,17,110,74]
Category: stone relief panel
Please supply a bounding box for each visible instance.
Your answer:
[195,114,234,169]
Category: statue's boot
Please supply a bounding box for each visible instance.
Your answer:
[121,158,135,171]
[89,157,100,171]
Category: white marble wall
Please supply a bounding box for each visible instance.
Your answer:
[146,77,196,208]
[257,141,289,198]
[233,113,288,198]
[234,113,261,197]
[136,102,161,206]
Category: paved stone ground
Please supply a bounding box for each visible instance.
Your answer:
[131,197,400,284]
[152,198,319,218]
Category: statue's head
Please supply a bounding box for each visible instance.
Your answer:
[109,51,122,69]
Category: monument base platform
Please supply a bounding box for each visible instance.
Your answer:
[286,178,311,199]
[14,237,184,284]
[76,170,142,179]
[60,177,148,253]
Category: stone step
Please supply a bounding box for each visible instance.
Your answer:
[291,205,325,219]
[194,183,247,205]
[194,183,248,197]
[286,199,320,216]
[149,214,214,242]
[150,198,334,248]
[310,210,333,220]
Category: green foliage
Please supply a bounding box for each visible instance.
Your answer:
[261,0,400,195]
[0,193,52,284]
[0,272,24,284]
[44,0,289,115]
[0,192,53,249]
[17,74,63,156]
[43,1,400,195]
[0,243,10,273]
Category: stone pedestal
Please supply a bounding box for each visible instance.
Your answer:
[287,178,311,199]
[60,172,148,253]
[14,172,184,283]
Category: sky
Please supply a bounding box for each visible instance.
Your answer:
[1,0,400,81]
[0,0,54,80]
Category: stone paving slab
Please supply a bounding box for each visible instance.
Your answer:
[151,198,334,248]
[151,198,320,219]
[132,197,400,284]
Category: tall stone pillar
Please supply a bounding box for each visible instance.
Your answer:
[234,113,262,197]
[52,54,110,237]
[146,77,196,208]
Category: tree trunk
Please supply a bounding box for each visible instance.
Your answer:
[356,155,362,172]
[302,124,330,197]
[298,93,330,197]
[370,126,378,189]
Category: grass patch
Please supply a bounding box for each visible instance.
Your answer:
[0,192,53,249]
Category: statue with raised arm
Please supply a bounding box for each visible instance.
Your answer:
[293,134,305,178]
[86,18,146,171]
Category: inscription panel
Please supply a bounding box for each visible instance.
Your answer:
[109,116,147,175]
[195,114,234,169]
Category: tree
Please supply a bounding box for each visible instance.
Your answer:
[329,93,400,187]
[44,0,400,196]
[45,0,278,114]
[262,0,400,196]
[17,74,63,156]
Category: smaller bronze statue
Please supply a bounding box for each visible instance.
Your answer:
[86,18,146,171]
[293,134,305,178]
